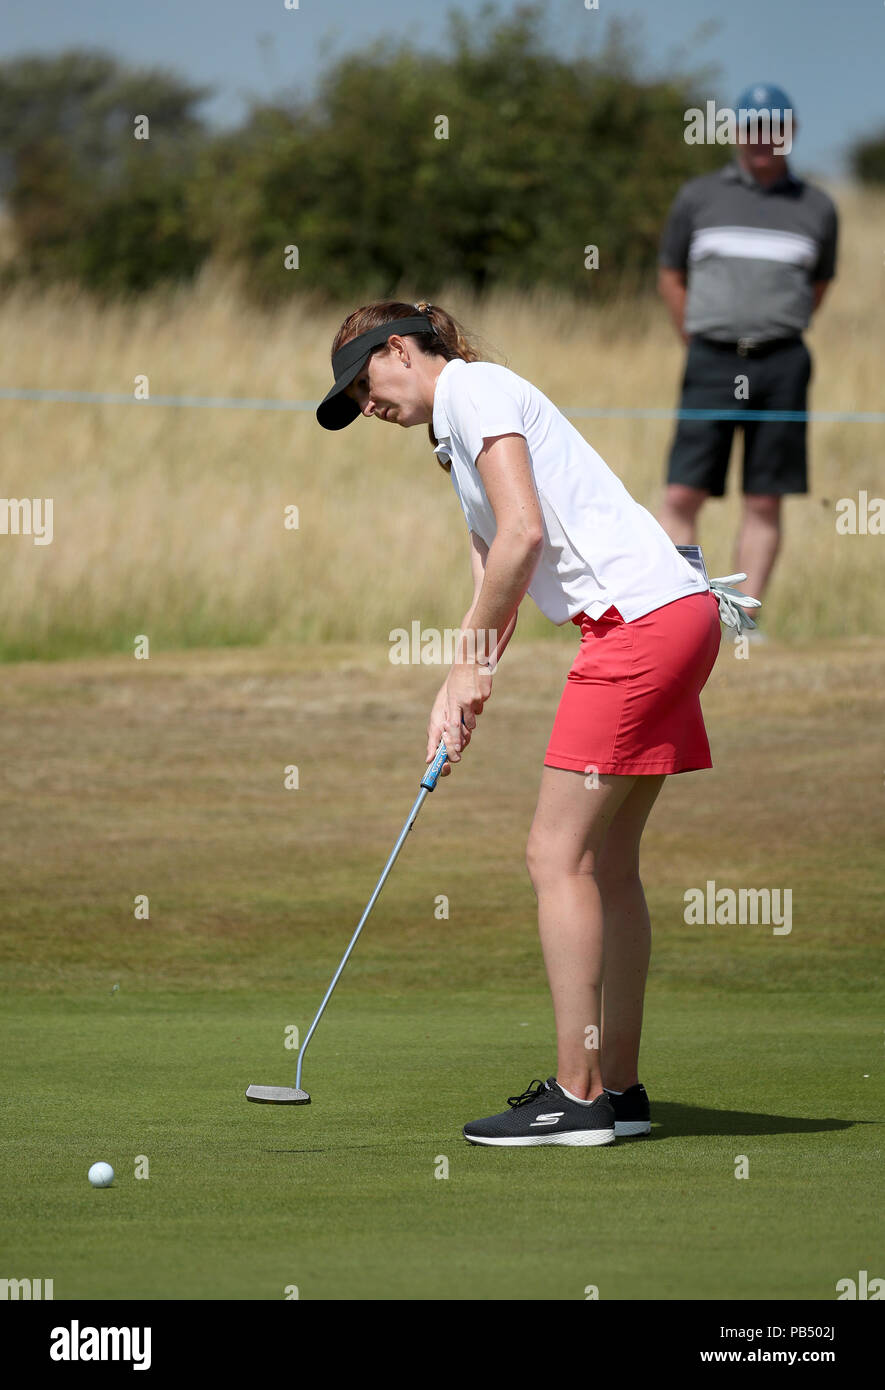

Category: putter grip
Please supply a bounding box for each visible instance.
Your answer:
[420,716,468,792]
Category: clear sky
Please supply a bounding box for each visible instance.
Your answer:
[1,0,882,177]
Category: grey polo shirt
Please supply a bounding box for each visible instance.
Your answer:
[659,161,838,342]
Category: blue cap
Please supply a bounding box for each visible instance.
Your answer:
[735,83,794,122]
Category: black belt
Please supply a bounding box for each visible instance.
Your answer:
[696,335,802,358]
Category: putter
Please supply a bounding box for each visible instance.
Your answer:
[245,724,462,1106]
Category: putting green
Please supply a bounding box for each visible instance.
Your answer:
[1,642,882,1299]
[0,988,881,1299]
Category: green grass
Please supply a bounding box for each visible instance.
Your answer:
[1,640,883,1299]
[1,990,881,1300]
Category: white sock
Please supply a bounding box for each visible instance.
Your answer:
[557,1083,596,1106]
[606,1088,624,1095]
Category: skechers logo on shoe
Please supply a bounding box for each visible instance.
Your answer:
[530,1112,564,1127]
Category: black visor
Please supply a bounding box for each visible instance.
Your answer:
[315,314,433,430]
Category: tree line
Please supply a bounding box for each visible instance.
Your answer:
[0,4,873,304]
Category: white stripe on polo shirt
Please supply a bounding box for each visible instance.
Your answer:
[431,358,707,626]
[689,225,818,268]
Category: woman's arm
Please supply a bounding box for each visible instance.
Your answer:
[426,529,518,773]
[459,434,543,661]
[439,434,543,763]
[458,529,518,667]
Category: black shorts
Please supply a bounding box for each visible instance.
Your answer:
[667,336,812,497]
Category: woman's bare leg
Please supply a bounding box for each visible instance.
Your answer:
[596,774,666,1091]
[525,768,637,1102]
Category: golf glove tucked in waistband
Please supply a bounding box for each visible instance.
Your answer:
[709,574,762,632]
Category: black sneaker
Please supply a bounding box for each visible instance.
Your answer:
[463,1077,616,1147]
[603,1082,650,1137]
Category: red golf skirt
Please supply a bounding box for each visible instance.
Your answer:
[543,590,721,776]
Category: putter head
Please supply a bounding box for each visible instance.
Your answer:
[246,1084,311,1105]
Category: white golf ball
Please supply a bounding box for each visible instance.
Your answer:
[88,1162,114,1188]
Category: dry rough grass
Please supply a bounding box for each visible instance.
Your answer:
[0,181,881,658]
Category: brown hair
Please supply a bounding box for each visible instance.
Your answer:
[331,300,481,469]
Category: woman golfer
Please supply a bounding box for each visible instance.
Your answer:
[317,300,724,1148]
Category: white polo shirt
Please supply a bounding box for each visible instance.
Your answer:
[431,358,708,625]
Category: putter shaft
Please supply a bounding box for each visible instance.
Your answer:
[246,735,451,1104]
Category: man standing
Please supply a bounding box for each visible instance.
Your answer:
[657,84,838,620]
